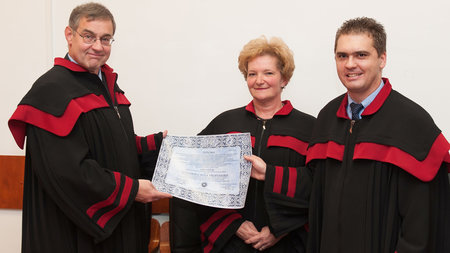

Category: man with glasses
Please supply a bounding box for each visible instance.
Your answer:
[8,3,171,252]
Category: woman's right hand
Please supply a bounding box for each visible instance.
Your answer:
[244,155,267,181]
[245,226,284,251]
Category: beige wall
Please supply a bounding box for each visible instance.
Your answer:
[1,0,51,249]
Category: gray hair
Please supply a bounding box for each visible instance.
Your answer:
[69,2,116,34]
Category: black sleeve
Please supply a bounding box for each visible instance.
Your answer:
[170,197,245,253]
[196,204,245,253]
[264,164,312,237]
[138,132,163,179]
[396,164,450,253]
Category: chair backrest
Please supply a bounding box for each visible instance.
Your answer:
[152,198,169,214]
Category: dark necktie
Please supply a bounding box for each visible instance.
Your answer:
[350,102,364,120]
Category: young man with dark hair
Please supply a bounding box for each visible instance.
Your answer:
[306,17,450,253]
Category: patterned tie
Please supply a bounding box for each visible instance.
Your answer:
[350,102,364,120]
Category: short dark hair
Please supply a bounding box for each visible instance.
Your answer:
[335,17,386,56]
[69,2,116,34]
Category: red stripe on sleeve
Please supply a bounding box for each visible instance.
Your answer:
[203,213,241,253]
[200,209,235,233]
[306,141,345,164]
[86,172,121,218]
[354,133,450,182]
[267,135,309,155]
[147,134,156,151]
[97,176,134,228]
[273,166,284,194]
[287,167,297,198]
[135,136,142,154]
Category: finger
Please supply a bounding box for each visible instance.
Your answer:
[244,155,253,162]
[155,191,172,198]
[253,241,264,250]
[163,130,168,138]
[157,194,172,199]
[242,220,257,231]
[245,234,261,244]
[246,221,258,231]
[240,229,258,239]
[150,194,172,202]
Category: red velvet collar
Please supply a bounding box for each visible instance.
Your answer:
[336,78,392,119]
[245,100,293,116]
[54,57,114,74]
[54,57,117,98]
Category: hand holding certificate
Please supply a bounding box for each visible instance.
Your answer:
[152,133,252,208]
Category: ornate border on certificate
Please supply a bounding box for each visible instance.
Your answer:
[152,133,252,208]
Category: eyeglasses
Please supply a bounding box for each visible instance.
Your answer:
[72,29,115,46]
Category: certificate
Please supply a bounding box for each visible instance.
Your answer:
[152,133,252,208]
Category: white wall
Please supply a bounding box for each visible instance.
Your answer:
[1,0,52,251]
[1,0,449,251]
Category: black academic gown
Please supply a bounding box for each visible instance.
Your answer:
[9,57,162,253]
[306,78,450,253]
[170,101,315,253]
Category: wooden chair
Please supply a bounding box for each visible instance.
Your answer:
[149,218,160,253]
[160,221,170,253]
[150,198,170,253]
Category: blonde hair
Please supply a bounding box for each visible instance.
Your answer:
[238,36,295,83]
